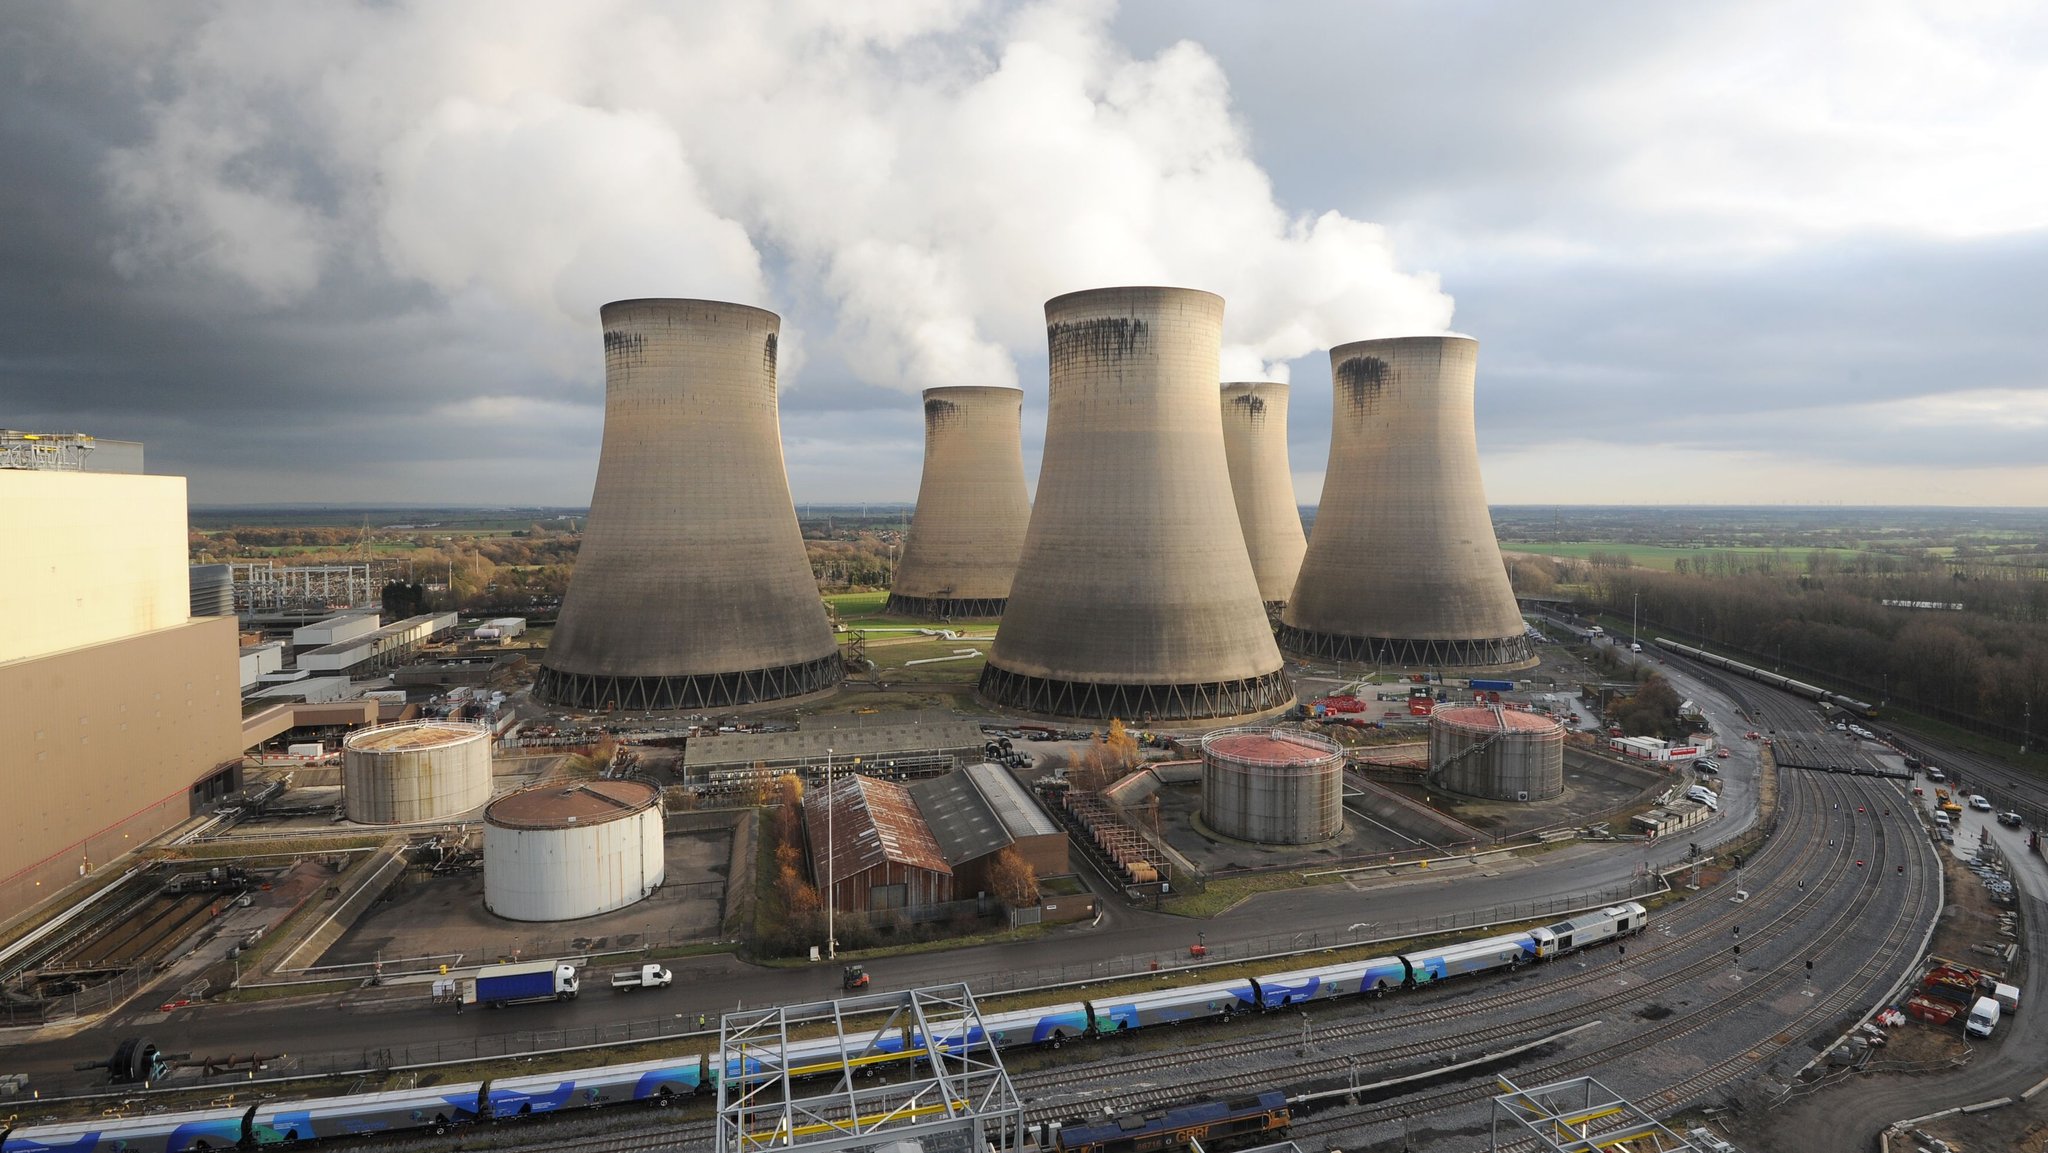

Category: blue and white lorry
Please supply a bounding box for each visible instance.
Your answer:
[473,961,579,1007]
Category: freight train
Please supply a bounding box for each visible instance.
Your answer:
[1,903,1647,1152]
[1653,638,1881,719]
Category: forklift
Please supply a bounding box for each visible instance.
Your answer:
[842,963,870,990]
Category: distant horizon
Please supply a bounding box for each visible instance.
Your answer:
[184,501,2048,514]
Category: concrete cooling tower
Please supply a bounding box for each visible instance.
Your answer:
[1220,382,1308,611]
[979,287,1293,722]
[534,299,841,711]
[1279,336,1534,671]
[885,386,1032,618]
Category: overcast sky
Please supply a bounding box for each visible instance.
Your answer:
[4,1,2044,507]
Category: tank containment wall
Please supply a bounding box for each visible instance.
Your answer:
[980,286,1291,722]
[1219,382,1308,610]
[535,298,840,710]
[886,386,1033,619]
[1280,336,1535,672]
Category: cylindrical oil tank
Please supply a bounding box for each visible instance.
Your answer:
[1429,706,1565,800]
[483,779,665,921]
[1200,726,1345,844]
[342,721,493,824]
[980,287,1292,722]
[886,386,1034,619]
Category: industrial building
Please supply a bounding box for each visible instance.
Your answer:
[536,298,841,711]
[1279,336,1535,671]
[886,386,1033,618]
[1200,727,1346,844]
[680,716,988,790]
[908,762,1070,891]
[483,779,666,921]
[980,287,1293,722]
[1219,383,1307,611]
[1429,706,1566,801]
[805,764,1066,917]
[188,564,234,618]
[342,721,494,824]
[297,613,458,676]
[805,775,955,916]
[292,609,381,650]
[0,459,244,920]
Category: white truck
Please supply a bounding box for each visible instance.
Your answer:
[610,963,674,991]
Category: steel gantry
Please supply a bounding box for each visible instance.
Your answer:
[715,983,1023,1153]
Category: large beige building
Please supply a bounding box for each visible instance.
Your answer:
[0,469,244,921]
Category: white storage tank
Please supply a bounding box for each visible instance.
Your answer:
[484,779,665,922]
[342,721,493,824]
[1429,706,1566,801]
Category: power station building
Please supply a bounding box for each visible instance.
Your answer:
[1428,706,1566,801]
[0,450,244,920]
[1279,336,1535,671]
[535,299,841,711]
[980,287,1293,722]
[885,386,1033,618]
[1219,382,1308,611]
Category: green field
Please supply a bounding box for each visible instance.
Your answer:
[1500,541,1871,571]
[824,590,996,683]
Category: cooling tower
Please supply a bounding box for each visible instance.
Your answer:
[534,299,841,711]
[884,386,1032,618]
[1220,382,1308,611]
[979,287,1293,722]
[1279,336,1535,671]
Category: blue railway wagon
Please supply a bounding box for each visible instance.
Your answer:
[1251,956,1407,1007]
[1402,932,1537,983]
[1093,982,1257,1030]
[979,1002,1093,1047]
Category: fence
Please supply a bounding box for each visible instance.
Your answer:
[1,967,154,1027]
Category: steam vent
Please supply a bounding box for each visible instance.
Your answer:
[1220,382,1308,611]
[534,299,841,710]
[1279,336,1535,671]
[979,286,1293,721]
[885,386,1033,618]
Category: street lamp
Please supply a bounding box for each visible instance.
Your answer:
[824,747,835,962]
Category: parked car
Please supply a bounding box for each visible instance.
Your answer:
[1998,811,2025,828]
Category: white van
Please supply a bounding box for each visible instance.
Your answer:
[1994,982,2021,1014]
[1966,996,2001,1038]
[1934,812,1952,829]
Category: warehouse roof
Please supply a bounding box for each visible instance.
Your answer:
[807,775,950,877]
[963,762,1060,837]
[683,719,986,771]
[909,772,1007,867]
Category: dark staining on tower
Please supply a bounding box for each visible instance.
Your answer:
[1335,355,1392,417]
[1047,317,1151,370]
[763,332,778,377]
[924,396,961,429]
[603,329,647,364]
[1229,392,1268,419]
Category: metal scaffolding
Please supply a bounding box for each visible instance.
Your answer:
[715,983,1022,1153]
[1490,1076,1736,1152]
[0,430,94,471]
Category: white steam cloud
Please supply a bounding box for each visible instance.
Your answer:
[98,0,1453,393]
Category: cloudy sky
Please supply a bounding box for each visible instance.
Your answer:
[4,0,2044,507]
